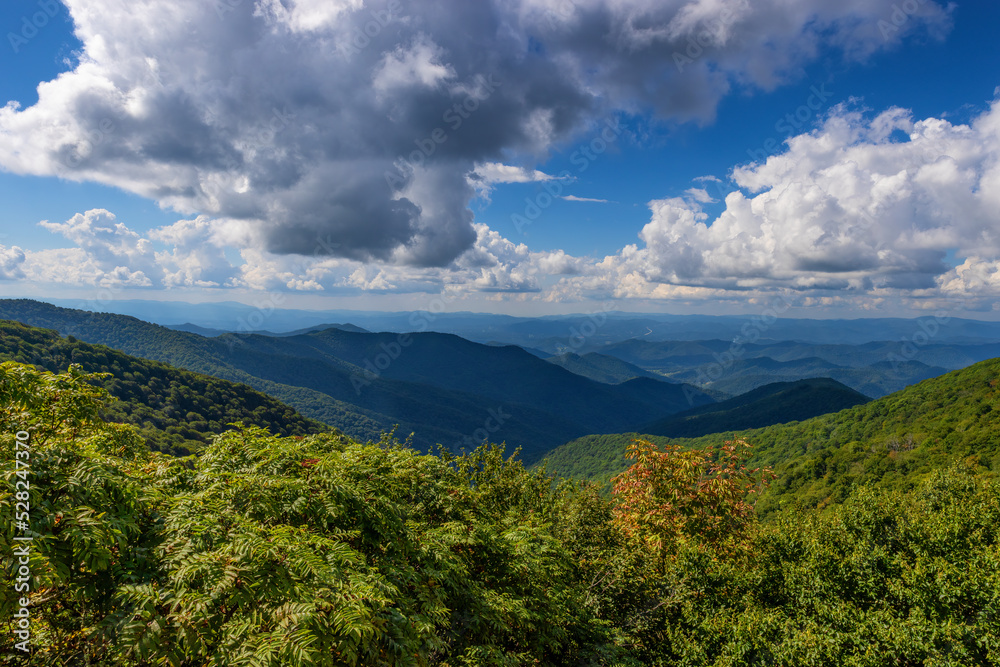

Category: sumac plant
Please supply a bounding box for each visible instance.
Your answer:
[610,438,775,561]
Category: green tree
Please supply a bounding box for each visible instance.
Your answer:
[1,362,164,664]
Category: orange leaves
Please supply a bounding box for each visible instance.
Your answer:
[610,437,775,562]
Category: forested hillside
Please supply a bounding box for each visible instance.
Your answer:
[545,356,1000,514]
[0,321,327,454]
[641,377,870,438]
[0,300,715,462]
[2,361,998,666]
[0,321,328,455]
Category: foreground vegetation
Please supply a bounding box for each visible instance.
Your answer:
[2,361,999,665]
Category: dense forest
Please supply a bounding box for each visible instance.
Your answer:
[0,321,328,455]
[545,356,1000,515]
[640,378,871,439]
[2,359,999,665]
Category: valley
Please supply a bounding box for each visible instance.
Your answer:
[4,298,998,467]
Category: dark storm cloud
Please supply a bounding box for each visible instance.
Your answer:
[0,0,953,266]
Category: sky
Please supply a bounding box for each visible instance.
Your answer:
[1,0,999,318]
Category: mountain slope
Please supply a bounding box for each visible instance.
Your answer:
[544,357,1000,513]
[0,300,714,462]
[0,320,328,454]
[243,327,715,433]
[594,338,979,397]
[545,351,668,384]
[641,377,870,438]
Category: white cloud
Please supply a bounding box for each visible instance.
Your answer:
[684,187,716,204]
[937,257,1000,311]
[561,195,611,203]
[343,266,397,291]
[256,0,364,33]
[468,162,568,199]
[0,0,954,270]
[149,216,240,288]
[535,249,588,275]
[38,209,163,287]
[597,100,1000,293]
[373,35,456,99]
[0,245,26,280]
[471,162,563,185]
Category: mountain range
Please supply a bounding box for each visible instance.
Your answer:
[43,297,1000,345]
[0,300,713,462]
[640,377,871,438]
[5,298,999,471]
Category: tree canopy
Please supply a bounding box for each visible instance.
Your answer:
[2,360,998,665]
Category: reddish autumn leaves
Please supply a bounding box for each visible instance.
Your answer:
[611,437,775,559]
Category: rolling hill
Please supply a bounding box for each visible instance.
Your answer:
[544,356,1000,514]
[0,300,714,462]
[544,351,670,384]
[640,377,870,438]
[0,320,329,454]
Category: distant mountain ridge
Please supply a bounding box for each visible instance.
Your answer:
[216,326,715,438]
[545,351,669,384]
[166,322,371,337]
[590,338,969,397]
[35,299,1000,399]
[641,377,870,438]
[0,300,713,462]
[41,297,1000,344]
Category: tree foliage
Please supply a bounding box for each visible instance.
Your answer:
[620,462,1000,666]
[611,438,774,560]
[1,362,163,664]
[2,360,999,666]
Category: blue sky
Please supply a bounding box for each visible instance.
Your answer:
[1,0,999,317]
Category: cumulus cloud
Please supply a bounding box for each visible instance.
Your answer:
[602,100,1000,293]
[18,209,567,297]
[0,0,954,269]
[38,209,162,287]
[149,217,240,288]
[937,257,1000,312]
[0,245,26,280]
